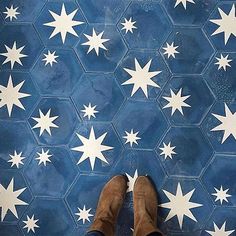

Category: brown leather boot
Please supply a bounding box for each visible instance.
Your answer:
[133,176,163,236]
[88,175,127,236]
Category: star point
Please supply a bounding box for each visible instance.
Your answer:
[82,28,110,56]
[212,186,231,204]
[126,169,138,193]
[75,205,93,224]
[206,221,235,236]
[71,126,114,170]
[32,109,59,136]
[211,103,236,143]
[174,0,195,9]
[8,151,25,168]
[215,54,232,71]
[122,58,161,98]
[81,103,98,120]
[23,215,40,233]
[36,149,52,166]
[123,129,141,147]
[44,3,84,44]
[163,42,179,59]
[159,142,176,160]
[0,41,28,69]
[3,5,20,21]
[121,17,137,34]
[42,50,59,67]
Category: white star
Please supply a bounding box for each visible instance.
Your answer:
[0,41,28,69]
[8,151,25,168]
[122,58,161,98]
[210,4,236,45]
[81,103,98,120]
[163,42,179,59]
[211,103,236,143]
[160,182,202,229]
[123,129,141,147]
[32,109,59,136]
[215,54,232,71]
[35,149,52,166]
[212,186,232,204]
[42,50,59,67]
[82,28,110,56]
[71,126,114,170]
[75,205,93,224]
[0,75,31,117]
[0,178,28,222]
[23,215,39,233]
[121,17,137,34]
[174,0,195,9]
[126,169,138,193]
[163,88,191,116]
[159,142,176,160]
[206,222,235,236]
[44,3,84,44]
[3,5,20,21]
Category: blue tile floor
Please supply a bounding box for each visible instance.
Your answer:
[0,0,236,235]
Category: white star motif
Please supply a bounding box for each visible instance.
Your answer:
[123,129,141,147]
[122,58,161,98]
[23,215,40,233]
[44,4,84,44]
[159,142,176,160]
[210,4,236,45]
[32,109,59,136]
[163,42,179,59]
[215,54,232,71]
[42,50,59,67]
[3,5,20,21]
[75,205,93,224]
[0,75,31,117]
[36,149,52,166]
[211,103,236,143]
[81,103,98,120]
[126,169,138,193]
[121,17,137,34]
[82,28,110,56]
[0,178,28,222]
[71,126,114,170]
[8,151,25,168]
[174,0,195,9]
[0,41,28,69]
[160,182,202,229]
[212,186,232,204]
[163,88,191,116]
[206,222,235,236]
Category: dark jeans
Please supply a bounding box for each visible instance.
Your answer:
[85,231,162,236]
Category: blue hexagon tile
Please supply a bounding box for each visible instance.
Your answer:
[1,0,236,235]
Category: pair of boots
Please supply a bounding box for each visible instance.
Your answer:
[88,175,163,236]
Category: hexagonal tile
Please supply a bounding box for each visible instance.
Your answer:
[202,207,236,235]
[0,121,36,170]
[113,149,166,192]
[0,71,40,120]
[0,0,47,23]
[69,122,122,173]
[162,0,217,26]
[161,28,214,74]
[66,174,109,226]
[77,0,130,24]
[34,2,86,47]
[31,48,83,97]
[201,154,236,207]
[71,73,125,122]
[204,52,236,103]
[75,24,127,72]
[0,170,32,223]
[28,98,79,145]
[202,102,236,153]
[113,100,168,149]
[204,3,236,51]
[118,1,172,49]
[158,178,213,232]
[159,76,215,125]
[0,24,43,70]
[24,146,77,198]
[19,198,75,235]
[157,127,213,177]
[115,50,171,100]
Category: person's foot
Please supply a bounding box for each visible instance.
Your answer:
[133,176,163,236]
[88,175,127,236]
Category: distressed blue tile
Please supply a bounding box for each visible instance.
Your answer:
[0,225,22,236]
